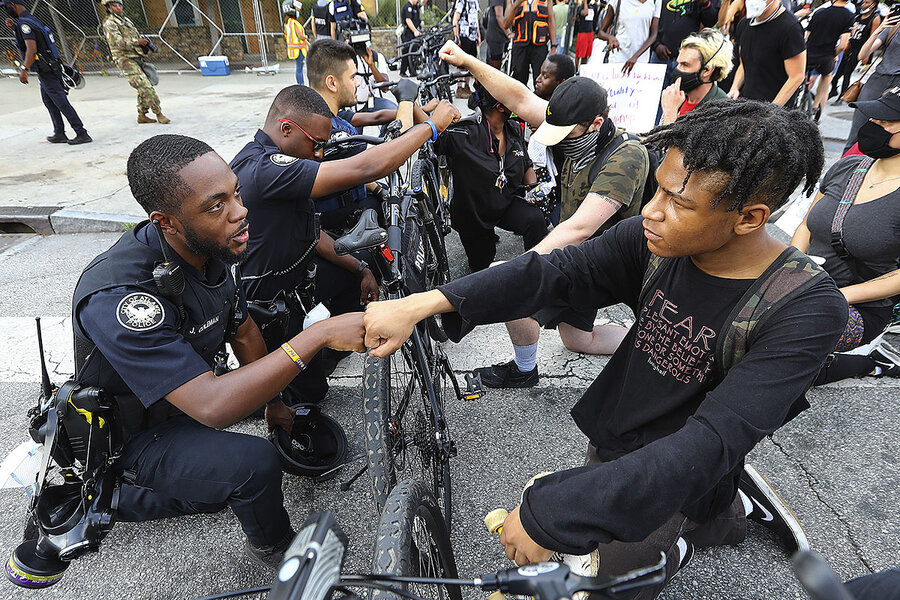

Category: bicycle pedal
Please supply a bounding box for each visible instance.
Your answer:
[462,372,485,401]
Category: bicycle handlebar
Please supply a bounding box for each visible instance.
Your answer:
[324,133,387,149]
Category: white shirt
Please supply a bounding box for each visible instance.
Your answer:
[608,0,661,64]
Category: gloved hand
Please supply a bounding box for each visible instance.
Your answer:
[392,78,420,103]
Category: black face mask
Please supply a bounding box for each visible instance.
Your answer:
[672,68,704,92]
[857,121,900,159]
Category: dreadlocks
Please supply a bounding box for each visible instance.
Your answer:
[643,98,824,213]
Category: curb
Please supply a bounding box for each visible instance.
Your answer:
[49,209,139,234]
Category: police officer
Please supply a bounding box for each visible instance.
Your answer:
[230,85,459,405]
[72,133,365,568]
[4,0,91,144]
[311,0,332,40]
[101,0,170,124]
[329,0,367,39]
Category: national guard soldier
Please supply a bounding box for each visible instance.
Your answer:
[73,133,365,568]
[3,0,92,144]
[101,0,170,124]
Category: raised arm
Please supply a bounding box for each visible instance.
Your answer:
[439,40,549,126]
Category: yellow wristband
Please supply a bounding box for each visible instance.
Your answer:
[281,342,307,371]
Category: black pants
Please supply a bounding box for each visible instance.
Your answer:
[37,69,86,136]
[455,202,548,272]
[510,43,547,87]
[832,44,862,98]
[400,32,417,75]
[116,415,291,547]
[278,256,364,404]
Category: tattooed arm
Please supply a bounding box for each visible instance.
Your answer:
[530,193,623,254]
[840,268,900,305]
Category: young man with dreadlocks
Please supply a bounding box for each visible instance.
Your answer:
[363,99,848,598]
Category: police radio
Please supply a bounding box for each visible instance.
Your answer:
[151,219,186,321]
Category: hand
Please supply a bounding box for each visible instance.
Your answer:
[607,36,620,52]
[414,30,421,37]
[422,97,440,112]
[316,312,366,352]
[363,46,375,65]
[882,15,900,30]
[429,100,461,132]
[363,298,419,357]
[392,77,420,103]
[360,269,379,305]
[5,17,14,29]
[660,79,686,113]
[19,69,28,84]
[498,506,553,566]
[138,37,149,46]
[727,88,740,99]
[654,44,670,61]
[439,40,469,67]
[621,56,637,75]
[265,398,295,434]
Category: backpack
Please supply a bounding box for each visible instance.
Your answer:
[587,132,660,211]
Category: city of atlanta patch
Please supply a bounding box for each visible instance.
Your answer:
[116,293,165,331]
[270,153,299,166]
[20,24,31,35]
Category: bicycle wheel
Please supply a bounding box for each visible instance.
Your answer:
[362,344,452,527]
[797,84,814,119]
[370,479,462,600]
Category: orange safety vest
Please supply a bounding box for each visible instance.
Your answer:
[284,17,309,59]
[512,0,550,46]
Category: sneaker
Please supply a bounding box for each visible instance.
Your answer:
[46,132,68,143]
[474,359,538,388]
[887,304,900,334]
[244,529,295,570]
[67,132,93,145]
[739,464,809,554]
[871,346,900,378]
[670,537,694,581]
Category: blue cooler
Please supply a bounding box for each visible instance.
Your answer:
[199,55,230,76]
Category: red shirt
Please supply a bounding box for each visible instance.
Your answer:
[679,100,699,117]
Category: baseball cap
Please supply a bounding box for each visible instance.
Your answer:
[849,87,900,121]
[532,77,609,146]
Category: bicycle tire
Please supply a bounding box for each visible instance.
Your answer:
[362,347,452,528]
[370,479,462,600]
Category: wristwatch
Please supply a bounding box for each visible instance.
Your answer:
[356,260,369,277]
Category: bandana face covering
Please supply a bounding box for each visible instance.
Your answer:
[556,118,615,173]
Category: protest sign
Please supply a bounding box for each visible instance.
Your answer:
[579,62,667,133]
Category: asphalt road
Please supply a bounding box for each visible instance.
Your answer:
[0,225,898,600]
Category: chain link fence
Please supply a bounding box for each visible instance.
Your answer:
[2,0,454,75]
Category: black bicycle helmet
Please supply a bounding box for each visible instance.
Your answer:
[269,405,348,480]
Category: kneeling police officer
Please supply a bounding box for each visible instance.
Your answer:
[72,133,365,568]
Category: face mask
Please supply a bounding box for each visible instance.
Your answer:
[672,68,703,92]
[745,0,769,20]
[857,121,900,159]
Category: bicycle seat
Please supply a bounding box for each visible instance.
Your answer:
[333,208,388,256]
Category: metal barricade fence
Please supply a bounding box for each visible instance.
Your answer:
[1,0,455,76]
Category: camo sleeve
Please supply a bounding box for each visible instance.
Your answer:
[103,18,128,51]
[589,141,649,209]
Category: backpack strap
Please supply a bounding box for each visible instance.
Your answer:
[638,252,667,306]
[587,132,629,186]
[714,246,829,380]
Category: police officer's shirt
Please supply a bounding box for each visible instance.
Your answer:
[402,1,421,35]
[434,118,532,231]
[77,224,248,408]
[330,0,363,24]
[13,10,56,68]
[230,130,320,303]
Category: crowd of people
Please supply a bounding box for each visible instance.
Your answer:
[4,0,900,597]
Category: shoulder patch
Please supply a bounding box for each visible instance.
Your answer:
[20,23,32,35]
[116,292,165,332]
[269,153,299,166]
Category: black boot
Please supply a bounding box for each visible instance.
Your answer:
[46,132,69,143]
[68,131,93,145]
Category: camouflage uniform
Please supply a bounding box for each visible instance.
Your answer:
[103,12,162,116]
[558,129,649,227]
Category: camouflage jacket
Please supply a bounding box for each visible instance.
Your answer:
[103,13,143,61]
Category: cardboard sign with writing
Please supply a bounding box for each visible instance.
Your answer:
[579,62,667,134]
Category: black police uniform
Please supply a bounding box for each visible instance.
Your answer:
[230,130,363,405]
[400,0,421,76]
[72,222,291,548]
[12,10,88,138]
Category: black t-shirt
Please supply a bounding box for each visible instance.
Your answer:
[806,5,854,61]
[575,3,596,34]
[735,10,806,102]
[486,0,507,43]
[437,217,847,552]
[435,118,532,231]
[657,0,719,54]
[230,130,320,302]
[402,2,421,35]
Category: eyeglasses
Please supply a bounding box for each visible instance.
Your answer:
[278,118,328,153]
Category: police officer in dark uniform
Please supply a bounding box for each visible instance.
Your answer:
[4,0,91,144]
[230,85,459,405]
[329,0,366,39]
[72,133,366,568]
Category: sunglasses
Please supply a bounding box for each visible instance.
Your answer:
[278,118,328,153]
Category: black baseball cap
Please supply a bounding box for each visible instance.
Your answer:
[532,77,609,146]
[849,87,900,121]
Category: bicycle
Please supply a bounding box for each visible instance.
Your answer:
[390,26,455,101]
[795,66,819,121]
[327,123,484,530]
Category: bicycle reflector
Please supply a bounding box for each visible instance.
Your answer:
[269,511,348,600]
